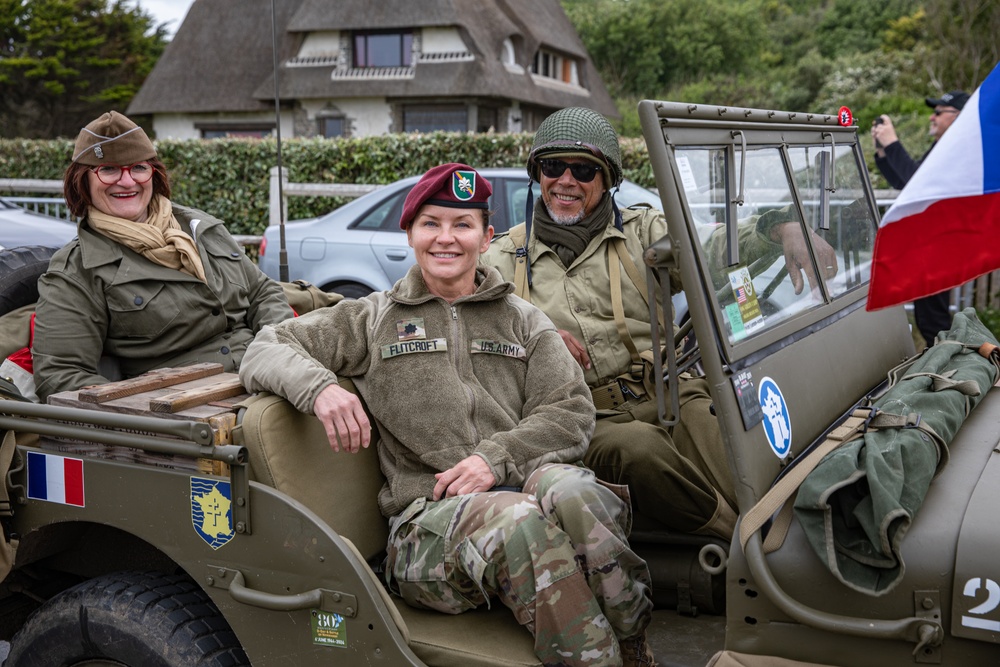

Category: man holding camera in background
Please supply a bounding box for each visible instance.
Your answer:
[871,90,969,348]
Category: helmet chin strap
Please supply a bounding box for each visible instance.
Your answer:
[611,185,623,231]
[520,179,534,288]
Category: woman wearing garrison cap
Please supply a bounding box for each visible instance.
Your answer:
[240,163,654,667]
[31,111,292,401]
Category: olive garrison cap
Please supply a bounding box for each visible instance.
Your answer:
[72,111,157,166]
[528,107,622,188]
[399,163,493,229]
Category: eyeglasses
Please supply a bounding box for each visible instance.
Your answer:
[537,159,602,183]
[91,162,155,185]
[932,109,959,117]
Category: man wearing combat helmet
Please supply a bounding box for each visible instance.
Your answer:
[483,107,835,544]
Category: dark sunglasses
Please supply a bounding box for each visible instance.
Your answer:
[932,108,958,117]
[537,159,602,183]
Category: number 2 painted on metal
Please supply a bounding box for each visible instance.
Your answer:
[962,577,1000,631]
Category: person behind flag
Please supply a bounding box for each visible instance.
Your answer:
[871,90,970,346]
[867,65,1000,313]
[240,163,658,667]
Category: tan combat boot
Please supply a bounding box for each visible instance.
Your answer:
[620,632,657,667]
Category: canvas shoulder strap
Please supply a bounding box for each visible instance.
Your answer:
[508,225,530,302]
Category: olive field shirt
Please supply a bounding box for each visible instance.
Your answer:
[33,204,292,401]
[481,204,781,391]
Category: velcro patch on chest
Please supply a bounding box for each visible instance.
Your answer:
[381,338,448,358]
[470,339,526,360]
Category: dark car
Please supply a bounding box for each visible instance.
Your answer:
[258,168,659,297]
[0,197,76,251]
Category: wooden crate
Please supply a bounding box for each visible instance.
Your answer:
[43,363,250,476]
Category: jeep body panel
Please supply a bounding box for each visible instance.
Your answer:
[8,445,422,665]
[639,98,1000,664]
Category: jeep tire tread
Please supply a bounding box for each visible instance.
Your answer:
[6,570,249,667]
[0,246,57,318]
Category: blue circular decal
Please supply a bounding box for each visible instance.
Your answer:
[757,376,791,458]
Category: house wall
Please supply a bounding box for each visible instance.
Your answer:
[421,27,468,54]
[298,31,341,58]
[298,98,393,138]
[150,112,295,140]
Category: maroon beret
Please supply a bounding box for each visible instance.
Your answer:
[399,163,492,229]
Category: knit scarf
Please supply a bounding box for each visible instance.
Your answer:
[533,193,613,268]
[87,195,207,282]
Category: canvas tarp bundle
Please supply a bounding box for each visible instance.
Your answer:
[793,308,1000,595]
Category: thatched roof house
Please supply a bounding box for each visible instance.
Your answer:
[128,0,617,139]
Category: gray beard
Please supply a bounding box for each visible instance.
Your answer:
[544,202,585,226]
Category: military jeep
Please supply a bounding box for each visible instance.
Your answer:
[0,99,995,666]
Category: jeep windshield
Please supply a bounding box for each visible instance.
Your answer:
[642,104,880,363]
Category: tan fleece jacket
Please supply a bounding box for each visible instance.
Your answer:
[240,265,595,518]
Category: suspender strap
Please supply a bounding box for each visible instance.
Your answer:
[508,225,531,303]
[608,241,642,365]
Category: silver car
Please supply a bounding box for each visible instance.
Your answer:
[258,168,659,297]
[0,197,77,251]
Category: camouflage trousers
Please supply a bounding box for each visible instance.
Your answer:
[385,463,653,667]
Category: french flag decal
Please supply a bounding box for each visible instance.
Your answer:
[27,452,85,507]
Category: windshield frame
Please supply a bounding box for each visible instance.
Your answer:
[642,109,879,368]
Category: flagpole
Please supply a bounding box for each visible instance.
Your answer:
[271,0,288,283]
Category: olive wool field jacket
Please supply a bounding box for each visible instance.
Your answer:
[240,264,595,518]
[33,204,292,402]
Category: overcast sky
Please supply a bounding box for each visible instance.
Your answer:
[132,0,197,37]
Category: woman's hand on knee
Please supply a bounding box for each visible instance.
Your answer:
[433,455,494,500]
[314,384,371,453]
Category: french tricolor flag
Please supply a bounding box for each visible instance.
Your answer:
[27,452,85,507]
[867,62,1000,310]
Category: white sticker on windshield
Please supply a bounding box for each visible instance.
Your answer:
[675,156,698,192]
[758,377,791,458]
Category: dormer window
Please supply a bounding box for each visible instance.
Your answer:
[502,39,516,66]
[531,48,577,85]
[353,30,413,68]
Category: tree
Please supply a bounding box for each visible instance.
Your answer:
[563,0,766,98]
[0,0,168,139]
[921,0,1000,92]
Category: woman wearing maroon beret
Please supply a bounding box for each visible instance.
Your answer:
[241,163,655,666]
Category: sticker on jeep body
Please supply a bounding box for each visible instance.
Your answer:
[313,610,348,647]
[758,376,791,458]
[191,477,235,549]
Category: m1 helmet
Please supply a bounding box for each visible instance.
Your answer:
[528,107,622,188]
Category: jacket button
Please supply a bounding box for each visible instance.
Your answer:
[134,296,143,306]
[574,306,583,313]
[211,309,220,316]
[230,252,241,258]
[220,346,230,355]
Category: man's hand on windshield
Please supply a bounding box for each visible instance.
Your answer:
[558,329,592,370]
[772,221,838,294]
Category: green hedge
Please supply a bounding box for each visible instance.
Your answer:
[0,134,652,237]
